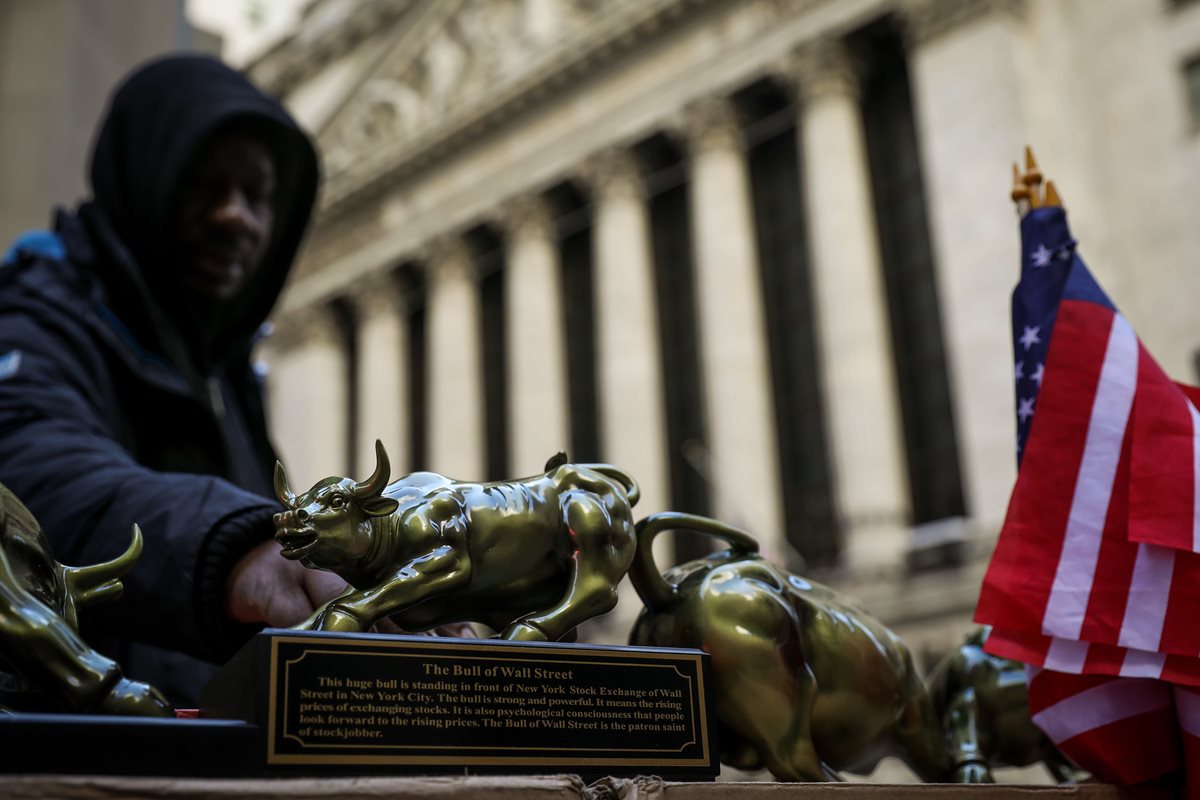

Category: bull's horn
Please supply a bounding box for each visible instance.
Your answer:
[354,440,391,498]
[64,524,143,607]
[274,461,296,506]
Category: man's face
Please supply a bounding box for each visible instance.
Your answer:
[175,131,276,301]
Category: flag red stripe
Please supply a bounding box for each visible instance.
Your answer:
[1130,346,1198,552]
[1161,551,1200,656]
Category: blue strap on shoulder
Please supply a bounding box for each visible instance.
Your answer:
[2,230,66,267]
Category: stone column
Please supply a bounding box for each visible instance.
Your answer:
[675,97,785,557]
[578,148,668,518]
[578,148,670,646]
[498,193,571,473]
[350,271,409,479]
[423,234,485,479]
[787,39,911,570]
[262,305,349,489]
[903,0,1030,531]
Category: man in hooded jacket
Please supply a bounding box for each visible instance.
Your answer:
[0,55,345,705]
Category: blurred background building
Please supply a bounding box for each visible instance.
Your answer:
[4,0,1200,690]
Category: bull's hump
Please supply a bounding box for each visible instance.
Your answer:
[478,481,540,512]
[384,472,452,501]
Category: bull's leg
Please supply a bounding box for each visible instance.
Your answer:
[291,585,357,631]
[316,551,471,633]
[892,652,955,782]
[501,490,636,642]
[699,585,827,781]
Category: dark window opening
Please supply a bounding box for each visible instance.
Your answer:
[398,264,429,472]
[468,226,509,481]
[1185,53,1200,130]
[636,133,712,564]
[737,78,841,568]
[856,21,967,525]
[330,298,358,476]
[548,181,601,463]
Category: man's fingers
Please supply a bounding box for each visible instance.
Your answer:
[302,566,348,607]
[226,539,346,626]
[262,586,320,628]
[371,617,406,635]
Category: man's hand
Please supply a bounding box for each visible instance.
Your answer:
[224,539,348,626]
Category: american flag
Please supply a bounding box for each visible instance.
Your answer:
[975,198,1200,790]
[976,204,1200,674]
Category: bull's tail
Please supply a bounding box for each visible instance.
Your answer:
[629,512,760,613]
[580,464,640,508]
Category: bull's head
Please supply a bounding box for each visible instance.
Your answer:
[271,440,401,573]
[1,482,142,632]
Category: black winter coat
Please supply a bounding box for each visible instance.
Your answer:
[0,55,319,705]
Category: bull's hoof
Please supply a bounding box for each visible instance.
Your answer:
[316,607,365,633]
[99,678,174,717]
[952,761,995,784]
[501,622,551,641]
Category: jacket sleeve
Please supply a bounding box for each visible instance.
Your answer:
[0,309,277,662]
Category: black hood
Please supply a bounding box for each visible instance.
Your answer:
[86,53,319,364]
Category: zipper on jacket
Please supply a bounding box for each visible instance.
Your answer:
[207,376,226,420]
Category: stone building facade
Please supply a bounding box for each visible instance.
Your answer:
[247,0,1200,657]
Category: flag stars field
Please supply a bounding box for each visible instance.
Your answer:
[1019,325,1042,350]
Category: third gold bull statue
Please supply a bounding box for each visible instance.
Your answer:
[0,483,170,716]
[628,512,951,782]
[927,627,1083,783]
[272,442,639,639]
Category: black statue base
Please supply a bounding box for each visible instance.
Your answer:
[203,629,719,779]
[0,713,258,776]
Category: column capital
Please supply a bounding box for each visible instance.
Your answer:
[416,232,475,285]
[774,37,863,105]
[269,304,343,352]
[349,270,404,318]
[575,146,646,202]
[900,0,1028,47]
[493,191,556,242]
[670,95,743,155]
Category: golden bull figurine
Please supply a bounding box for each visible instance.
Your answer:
[272,443,639,640]
[927,627,1083,783]
[0,484,170,715]
[627,512,950,782]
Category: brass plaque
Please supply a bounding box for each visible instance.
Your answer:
[203,630,717,777]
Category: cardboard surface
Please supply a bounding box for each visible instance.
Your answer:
[1,776,1175,800]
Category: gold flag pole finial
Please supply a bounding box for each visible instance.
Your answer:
[1043,180,1062,209]
[1024,146,1043,185]
[1011,162,1031,215]
[1024,147,1043,209]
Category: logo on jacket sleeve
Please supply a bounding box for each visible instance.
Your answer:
[0,350,22,381]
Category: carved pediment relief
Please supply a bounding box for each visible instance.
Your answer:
[316,0,619,185]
